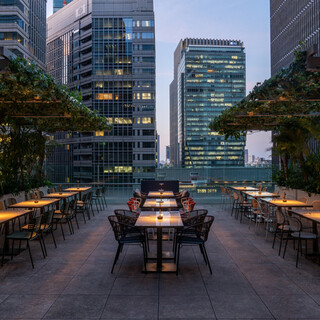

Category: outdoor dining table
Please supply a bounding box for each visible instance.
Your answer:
[143,198,178,210]
[9,198,60,213]
[135,211,184,272]
[231,186,259,192]
[147,191,175,198]
[262,198,313,209]
[0,209,33,255]
[243,191,280,198]
[64,187,91,200]
[43,192,78,206]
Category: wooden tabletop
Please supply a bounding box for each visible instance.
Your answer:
[243,191,280,198]
[43,192,78,199]
[135,211,184,228]
[64,187,92,192]
[147,191,175,198]
[263,199,313,208]
[143,199,178,208]
[0,209,33,224]
[231,186,259,192]
[9,198,59,209]
[290,209,320,223]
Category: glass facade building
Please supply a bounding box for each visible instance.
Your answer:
[0,0,46,69]
[170,38,246,168]
[270,0,320,76]
[53,0,73,13]
[46,0,156,191]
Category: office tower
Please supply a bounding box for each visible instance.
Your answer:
[53,0,73,14]
[270,0,320,76]
[0,0,46,69]
[46,0,156,190]
[166,146,170,163]
[244,149,248,164]
[170,38,246,168]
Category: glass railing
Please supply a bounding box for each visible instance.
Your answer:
[51,166,272,204]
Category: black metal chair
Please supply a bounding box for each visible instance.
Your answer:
[92,189,103,212]
[175,215,215,275]
[2,215,45,268]
[54,200,76,240]
[272,208,290,256]
[283,216,318,267]
[108,215,147,273]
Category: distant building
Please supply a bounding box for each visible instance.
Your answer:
[170,38,246,168]
[166,146,170,164]
[47,0,156,189]
[244,149,248,164]
[0,0,46,69]
[270,0,320,76]
[53,0,73,14]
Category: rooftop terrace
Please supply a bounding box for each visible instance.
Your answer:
[0,203,319,319]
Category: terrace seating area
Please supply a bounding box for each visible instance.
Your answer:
[0,185,319,319]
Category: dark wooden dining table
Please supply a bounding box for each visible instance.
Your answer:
[135,211,184,272]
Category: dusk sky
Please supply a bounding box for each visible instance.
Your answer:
[47,0,272,161]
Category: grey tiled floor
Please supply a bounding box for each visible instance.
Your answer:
[0,204,320,319]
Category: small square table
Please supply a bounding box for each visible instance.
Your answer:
[143,198,178,210]
[147,191,175,198]
[263,199,313,209]
[9,198,60,213]
[231,186,259,192]
[135,211,184,272]
[64,187,91,200]
[243,191,280,198]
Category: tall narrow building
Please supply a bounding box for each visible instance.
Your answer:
[47,0,156,191]
[270,0,320,76]
[53,0,73,14]
[170,38,246,168]
[0,0,46,69]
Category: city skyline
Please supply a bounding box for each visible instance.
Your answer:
[47,0,272,161]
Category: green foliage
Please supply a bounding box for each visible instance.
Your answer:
[0,57,112,196]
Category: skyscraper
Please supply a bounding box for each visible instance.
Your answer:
[170,38,246,168]
[270,0,320,76]
[0,0,46,69]
[47,0,156,191]
[53,0,73,14]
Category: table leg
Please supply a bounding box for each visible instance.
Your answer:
[156,227,163,272]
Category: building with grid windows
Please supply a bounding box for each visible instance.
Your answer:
[53,0,73,13]
[170,38,246,168]
[0,0,46,69]
[46,0,156,191]
[270,0,320,76]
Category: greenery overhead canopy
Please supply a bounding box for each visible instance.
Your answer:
[0,58,112,132]
[0,57,112,195]
[209,50,320,138]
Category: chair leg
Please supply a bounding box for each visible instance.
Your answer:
[203,244,212,275]
[1,238,6,266]
[11,239,14,260]
[282,232,290,259]
[51,229,57,248]
[199,244,207,264]
[296,238,301,268]
[176,244,181,275]
[41,234,47,257]
[272,227,278,248]
[60,223,65,240]
[111,243,122,273]
[74,214,80,229]
[27,240,34,269]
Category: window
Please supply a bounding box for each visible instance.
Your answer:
[95,93,113,100]
[142,32,154,39]
[142,44,155,51]
[141,20,154,27]
[142,93,152,100]
[143,154,155,160]
[143,142,155,148]
[143,130,154,136]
